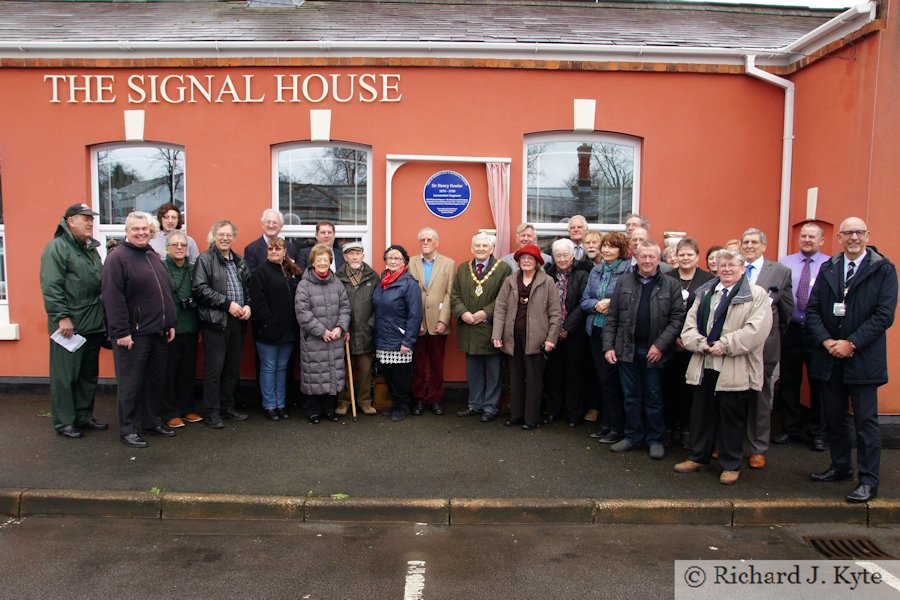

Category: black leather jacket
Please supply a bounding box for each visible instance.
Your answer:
[192,247,251,330]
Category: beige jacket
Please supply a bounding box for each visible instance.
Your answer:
[491,270,561,355]
[408,253,455,335]
[681,277,773,392]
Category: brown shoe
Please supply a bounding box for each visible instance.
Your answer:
[583,409,599,422]
[183,413,203,423]
[335,404,349,416]
[719,470,740,485]
[673,460,706,473]
[166,417,185,429]
[749,454,766,469]
[711,449,720,459]
[360,405,377,415]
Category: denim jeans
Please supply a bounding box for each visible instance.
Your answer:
[256,341,293,410]
[618,343,665,445]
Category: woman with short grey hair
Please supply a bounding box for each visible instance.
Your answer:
[295,243,351,424]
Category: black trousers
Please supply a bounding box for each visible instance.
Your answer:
[589,328,624,434]
[509,335,545,426]
[688,369,753,472]
[306,394,337,418]
[776,322,825,438]
[380,361,413,409]
[544,332,586,423]
[821,365,881,487]
[663,350,692,434]
[161,332,198,420]
[202,317,245,418]
[112,333,167,436]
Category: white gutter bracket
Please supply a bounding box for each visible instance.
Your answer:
[744,54,795,258]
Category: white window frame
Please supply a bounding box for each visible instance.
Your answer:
[90,142,187,261]
[272,141,373,259]
[522,132,641,239]
[0,167,14,338]
[0,225,8,327]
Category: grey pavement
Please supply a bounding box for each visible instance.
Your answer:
[0,391,897,523]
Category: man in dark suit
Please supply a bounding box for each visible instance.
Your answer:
[243,209,299,271]
[740,227,794,470]
[296,220,345,272]
[808,217,896,503]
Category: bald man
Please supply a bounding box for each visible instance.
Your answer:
[807,217,897,503]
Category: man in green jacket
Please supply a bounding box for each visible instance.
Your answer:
[336,242,380,415]
[451,232,512,421]
[39,203,108,438]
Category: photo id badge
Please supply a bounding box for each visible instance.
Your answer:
[833,302,847,317]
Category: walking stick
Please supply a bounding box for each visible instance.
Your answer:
[345,338,358,421]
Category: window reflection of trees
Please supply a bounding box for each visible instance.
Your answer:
[527,140,635,225]
[97,146,185,224]
[278,146,368,226]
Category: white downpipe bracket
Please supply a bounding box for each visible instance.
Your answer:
[744,54,795,258]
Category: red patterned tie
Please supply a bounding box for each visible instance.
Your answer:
[476,263,484,278]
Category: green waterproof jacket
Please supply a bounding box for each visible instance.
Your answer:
[164,256,199,335]
[40,218,105,335]
[335,261,380,355]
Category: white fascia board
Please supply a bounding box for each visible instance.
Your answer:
[782,2,877,57]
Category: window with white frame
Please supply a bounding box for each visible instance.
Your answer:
[0,167,7,323]
[91,143,186,257]
[525,133,640,237]
[274,142,372,256]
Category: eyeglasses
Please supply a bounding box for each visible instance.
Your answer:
[839,230,868,238]
[385,256,404,262]
[167,242,188,248]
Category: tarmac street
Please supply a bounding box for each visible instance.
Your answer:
[0,393,900,524]
[2,517,900,599]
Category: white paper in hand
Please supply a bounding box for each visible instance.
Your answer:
[51,331,87,353]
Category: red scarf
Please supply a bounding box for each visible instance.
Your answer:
[314,268,330,279]
[381,265,407,288]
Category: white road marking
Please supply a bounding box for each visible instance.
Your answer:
[855,561,900,592]
[404,560,426,600]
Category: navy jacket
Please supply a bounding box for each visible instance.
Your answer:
[372,269,423,352]
[243,236,300,272]
[101,241,177,339]
[806,247,897,385]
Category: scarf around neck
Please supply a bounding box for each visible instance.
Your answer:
[381,265,407,288]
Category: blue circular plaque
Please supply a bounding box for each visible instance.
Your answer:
[423,171,471,219]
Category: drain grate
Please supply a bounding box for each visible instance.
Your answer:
[804,536,896,560]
